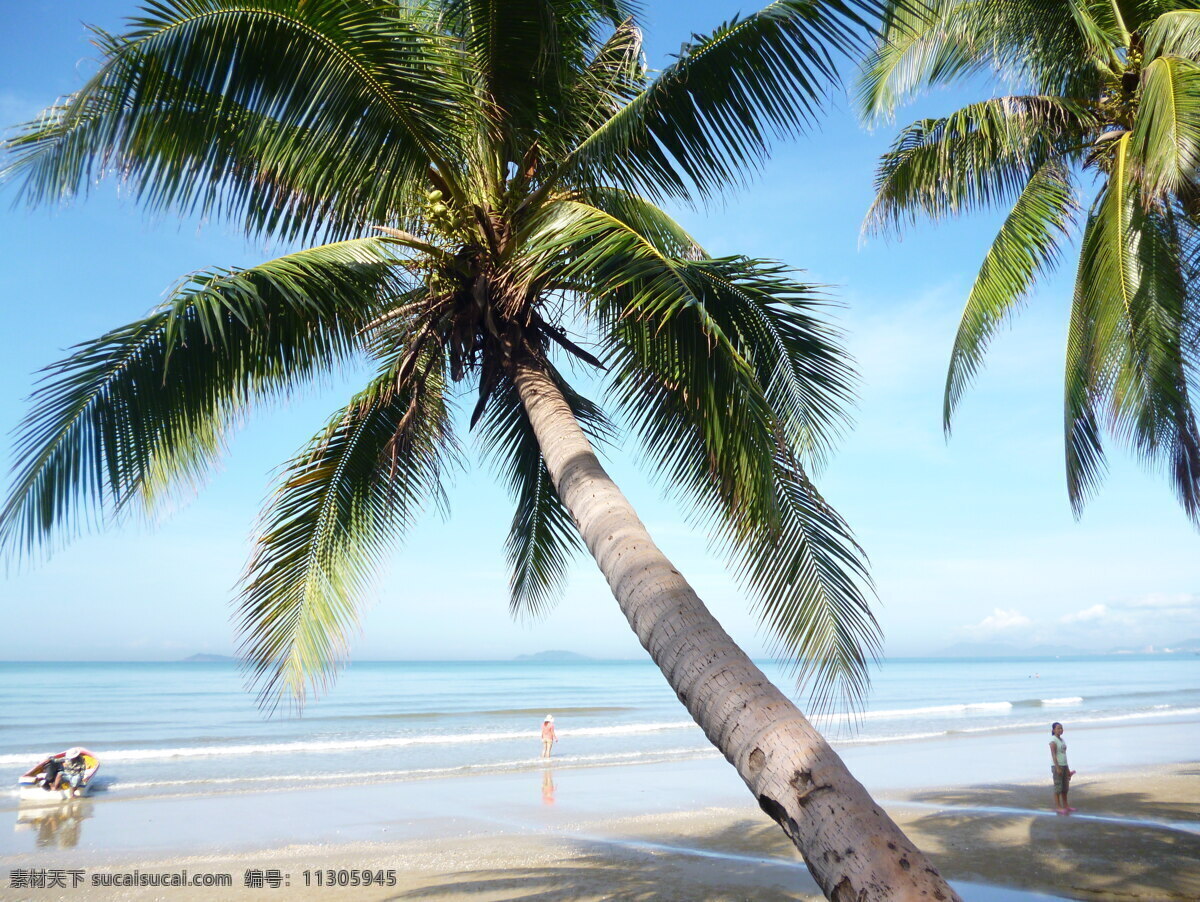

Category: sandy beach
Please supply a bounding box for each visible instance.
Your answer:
[5,760,1197,901]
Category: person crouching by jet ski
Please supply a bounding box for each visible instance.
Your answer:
[49,749,87,796]
[40,755,64,790]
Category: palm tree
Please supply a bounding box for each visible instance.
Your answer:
[2,2,957,897]
[861,0,1200,524]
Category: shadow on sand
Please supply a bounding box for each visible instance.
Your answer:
[389,818,819,901]
[897,781,1200,900]
[382,778,1200,901]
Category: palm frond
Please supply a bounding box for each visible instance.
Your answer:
[860,0,1117,120]
[1064,256,1109,514]
[1067,134,1200,520]
[565,17,649,139]
[725,455,879,716]
[1,238,405,557]
[519,199,873,706]
[1145,9,1200,61]
[600,263,877,710]
[1132,206,1200,522]
[866,95,1087,232]
[477,366,614,618]
[238,350,458,710]
[525,198,855,464]
[555,0,881,203]
[3,0,467,242]
[1051,0,1123,86]
[1130,56,1200,202]
[446,0,633,162]
[945,160,1078,429]
[566,185,705,257]
[857,0,991,122]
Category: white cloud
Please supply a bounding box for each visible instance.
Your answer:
[966,607,1032,636]
[1059,604,1109,624]
[1049,593,1200,649]
[1127,593,1198,611]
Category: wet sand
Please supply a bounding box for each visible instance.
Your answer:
[4,763,1196,900]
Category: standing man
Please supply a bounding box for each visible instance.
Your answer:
[1049,723,1077,814]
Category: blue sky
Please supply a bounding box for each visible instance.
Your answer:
[1,0,1196,663]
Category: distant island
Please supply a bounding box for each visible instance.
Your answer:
[513,650,593,662]
[182,653,237,663]
[1108,639,1200,655]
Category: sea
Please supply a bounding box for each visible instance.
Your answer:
[1,655,1197,807]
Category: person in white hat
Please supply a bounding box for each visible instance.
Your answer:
[52,748,88,796]
[540,715,558,759]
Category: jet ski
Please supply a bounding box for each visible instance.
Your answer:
[18,748,100,803]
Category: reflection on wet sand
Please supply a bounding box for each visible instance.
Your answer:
[541,768,556,806]
[14,799,93,849]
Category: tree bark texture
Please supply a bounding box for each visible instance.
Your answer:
[513,361,961,902]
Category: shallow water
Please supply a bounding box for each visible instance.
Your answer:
[1,656,1196,804]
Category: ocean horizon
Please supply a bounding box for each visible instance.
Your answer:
[4,650,1197,663]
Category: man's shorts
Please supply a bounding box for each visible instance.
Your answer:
[1051,765,1070,793]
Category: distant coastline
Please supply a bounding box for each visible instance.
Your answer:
[512,650,594,662]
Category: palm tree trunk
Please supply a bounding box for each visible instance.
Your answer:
[513,360,960,902]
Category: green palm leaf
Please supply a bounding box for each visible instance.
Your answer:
[564,17,650,140]
[866,96,1087,231]
[1067,134,1200,521]
[4,0,467,241]
[239,352,458,709]
[556,0,882,203]
[862,0,1118,119]
[857,0,991,121]
[0,238,404,556]
[446,0,632,161]
[1145,9,1200,61]
[519,198,874,706]
[477,367,614,617]
[866,0,1200,527]
[599,264,876,709]
[1130,56,1200,202]
[526,195,855,464]
[555,185,705,256]
[727,455,878,715]
[1131,206,1200,522]
[945,160,1078,428]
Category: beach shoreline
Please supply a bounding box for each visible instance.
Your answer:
[4,658,1197,899]
[5,761,1197,900]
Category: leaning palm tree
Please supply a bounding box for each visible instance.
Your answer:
[862,0,1200,525]
[2,2,956,897]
